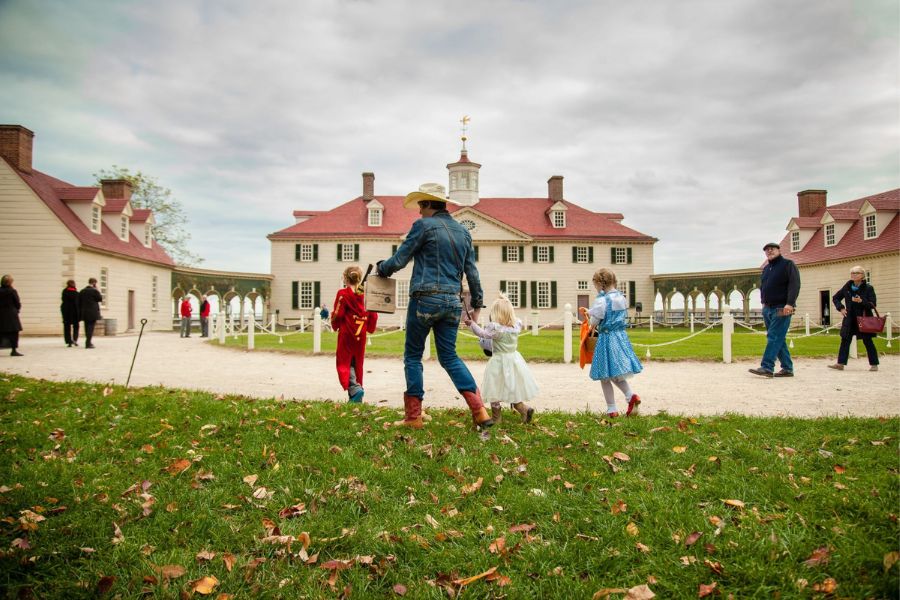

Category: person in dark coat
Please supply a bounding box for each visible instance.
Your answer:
[0,275,24,356]
[829,265,880,372]
[61,279,80,347]
[79,277,103,349]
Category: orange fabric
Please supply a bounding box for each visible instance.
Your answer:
[579,318,594,369]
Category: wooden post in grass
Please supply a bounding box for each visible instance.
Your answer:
[722,304,734,364]
[248,313,255,350]
[313,308,322,354]
[690,313,695,333]
[217,312,226,344]
[270,315,276,333]
[649,313,654,333]
[886,313,893,347]
[804,313,810,335]
[850,335,858,359]
[532,311,539,336]
[564,303,573,364]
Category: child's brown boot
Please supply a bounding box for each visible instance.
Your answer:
[490,402,502,425]
[512,402,534,424]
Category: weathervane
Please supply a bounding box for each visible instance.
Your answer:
[459,115,470,151]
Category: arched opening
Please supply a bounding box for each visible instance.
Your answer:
[666,291,686,325]
[692,292,707,323]
[204,291,222,317]
[727,290,744,317]
[747,288,762,323]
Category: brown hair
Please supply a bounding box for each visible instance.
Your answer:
[66,279,76,287]
[343,266,363,286]
[592,268,617,291]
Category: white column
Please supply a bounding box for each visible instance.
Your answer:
[721,304,734,364]
[849,335,858,359]
[804,313,810,336]
[649,310,654,333]
[270,315,276,333]
[300,315,306,333]
[563,303,573,364]
[247,313,255,350]
[690,313,695,333]
[886,313,893,347]
[313,307,322,354]
[230,315,238,339]
[423,332,431,360]
[217,312,226,344]
[531,311,539,336]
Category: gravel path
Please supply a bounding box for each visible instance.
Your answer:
[2,333,897,417]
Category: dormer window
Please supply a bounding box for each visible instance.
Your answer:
[144,224,152,247]
[120,216,129,241]
[824,223,835,247]
[552,210,566,228]
[368,208,382,227]
[91,205,101,233]
[791,231,800,252]
[864,214,876,239]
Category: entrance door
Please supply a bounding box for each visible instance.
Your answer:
[128,290,136,330]
[577,295,590,312]
[819,290,830,326]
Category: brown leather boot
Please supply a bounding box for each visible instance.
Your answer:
[490,402,502,425]
[461,389,494,429]
[512,402,534,424]
[393,394,423,429]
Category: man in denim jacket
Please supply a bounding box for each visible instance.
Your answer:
[377,183,494,430]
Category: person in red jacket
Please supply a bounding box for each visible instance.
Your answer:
[180,297,193,338]
[331,266,378,402]
[199,295,211,337]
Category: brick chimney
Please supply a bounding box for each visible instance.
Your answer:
[548,175,564,202]
[100,179,133,201]
[0,125,34,173]
[362,172,374,201]
[797,189,827,217]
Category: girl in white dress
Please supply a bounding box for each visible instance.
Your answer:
[464,295,538,424]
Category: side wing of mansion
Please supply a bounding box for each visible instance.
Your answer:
[269,147,657,327]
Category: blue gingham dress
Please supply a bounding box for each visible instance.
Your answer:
[589,291,643,381]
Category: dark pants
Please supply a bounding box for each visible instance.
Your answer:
[84,320,96,346]
[1,331,19,352]
[837,334,879,366]
[200,317,209,337]
[64,320,79,345]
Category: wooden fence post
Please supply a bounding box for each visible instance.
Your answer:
[722,304,734,364]
[563,303,573,364]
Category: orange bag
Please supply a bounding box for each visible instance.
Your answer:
[579,316,597,369]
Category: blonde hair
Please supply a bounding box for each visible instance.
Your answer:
[592,268,617,291]
[489,294,517,328]
[343,265,363,286]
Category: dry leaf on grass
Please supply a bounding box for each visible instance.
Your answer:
[624,584,656,600]
[242,474,258,487]
[97,575,116,595]
[222,553,236,572]
[392,583,407,596]
[278,503,306,519]
[111,522,124,545]
[593,589,627,599]
[196,550,216,562]
[884,551,900,573]
[612,452,630,462]
[452,566,498,587]
[164,458,191,476]
[157,564,186,580]
[685,531,703,547]
[812,578,837,594]
[698,581,718,597]
[626,522,640,536]
[461,477,483,496]
[190,575,219,595]
[722,499,745,509]
[509,523,536,534]
[803,546,831,567]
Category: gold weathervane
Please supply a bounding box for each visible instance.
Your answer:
[459,115,470,150]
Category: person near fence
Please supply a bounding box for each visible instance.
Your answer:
[331,266,379,402]
[829,266,879,372]
[749,242,800,378]
[199,295,210,338]
[580,268,642,417]
[79,277,102,349]
[179,297,192,338]
[465,294,537,424]
[0,275,24,357]
[376,182,493,430]
[60,279,80,347]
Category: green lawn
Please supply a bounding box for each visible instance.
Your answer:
[1,374,897,598]
[217,327,898,362]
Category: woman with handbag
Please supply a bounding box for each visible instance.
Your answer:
[829,266,880,372]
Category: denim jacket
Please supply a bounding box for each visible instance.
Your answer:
[378,211,484,308]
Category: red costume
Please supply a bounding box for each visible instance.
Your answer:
[331,286,378,391]
[180,299,192,318]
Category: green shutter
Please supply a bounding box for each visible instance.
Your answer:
[530,281,537,308]
[314,281,321,309]
[572,247,577,263]
[627,247,633,264]
[474,246,479,262]
[337,243,343,261]
[551,281,557,308]
[500,280,506,293]
[519,246,524,262]
[295,244,301,261]
[291,282,299,309]
[611,247,617,264]
[629,281,636,308]
[502,246,507,262]
[549,246,554,263]
[313,244,318,261]
[354,244,360,261]
[520,281,526,308]
[532,246,538,263]
[589,247,594,263]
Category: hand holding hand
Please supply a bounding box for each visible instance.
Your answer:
[471,308,481,324]
[579,307,589,318]
[463,317,472,326]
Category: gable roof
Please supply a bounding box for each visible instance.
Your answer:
[55,186,98,202]
[269,196,655,242]
[3,156,175,267]
[779,188,899,266]
[102,198,130,214]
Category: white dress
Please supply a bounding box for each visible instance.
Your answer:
[469,320,539,404]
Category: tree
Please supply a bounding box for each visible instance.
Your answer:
[94,166,203,266]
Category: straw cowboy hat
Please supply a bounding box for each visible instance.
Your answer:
[403,182,457,209]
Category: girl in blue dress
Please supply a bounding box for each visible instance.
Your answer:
[580,268,643,417]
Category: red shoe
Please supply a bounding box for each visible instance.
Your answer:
[607,411,620,418]
[626,394,641,416]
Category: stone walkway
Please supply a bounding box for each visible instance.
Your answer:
[2,333,898,417]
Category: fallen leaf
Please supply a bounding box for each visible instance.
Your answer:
[164,458,191,476]
[461,477,483,496]
[111,522,124,545]
[452,566,498,587]
[626,522,640,536]
[613,452,631,462]
[196,550,216,562]
[425,514,440,529]
[242,474,258,487]
[329,445,343,454]
[489,537,506,554]
[141,444,154,453]
[222,553,236,572]
[509,523,536,534]
[698,581,718,597]
[278,503,307,519]
[624,583,656,600]
[252,486,269,499]
[158,564,186,580]
[803,546,831,567]
[635,542,651,553]
[723,499,745,509]
[673,446,687,454]
[593,589,628,599]
[704,559,724,575]
[190,575,219,595]
[97,575,116,595]
[885,550,900,573]
[833,464,845,474]
[393,583,408,596]
[812,577,837,594]
[685,531,703,547]
[10,537,30,550]
[48,428,65,441]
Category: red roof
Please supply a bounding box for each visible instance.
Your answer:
[780,188,899,266]
[4,157,175,267]
[102,198,130,214]
[823,208,860,221]
[269,196,655,241]
[790,217,821,228]
[55,186,98,202]
[131,209,152,223]
[292,210,325,218]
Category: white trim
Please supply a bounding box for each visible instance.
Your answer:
[864,213,877,240]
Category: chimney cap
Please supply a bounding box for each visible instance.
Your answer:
[798,189,827,196]
[0,124,35,136]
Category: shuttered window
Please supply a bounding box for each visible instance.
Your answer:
[295,243,317,262]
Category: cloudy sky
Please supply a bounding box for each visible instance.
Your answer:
[1,0,897,274]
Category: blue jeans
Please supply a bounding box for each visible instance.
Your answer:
[761,306,793,372]
[404,294,477,400]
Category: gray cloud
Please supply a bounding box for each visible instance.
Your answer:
[0,0,896,273]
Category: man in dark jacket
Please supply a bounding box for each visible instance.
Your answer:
[79,277,103,349]
[61,279,80,347]
[749,243,801,378]
[0,274,24,356]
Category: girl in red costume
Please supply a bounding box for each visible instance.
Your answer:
[331,266,378,403]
